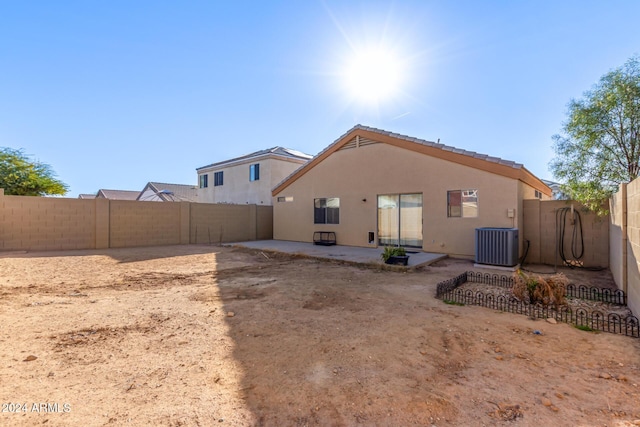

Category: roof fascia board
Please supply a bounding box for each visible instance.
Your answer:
[519,166,553,197]
[360,129,524,179]
[272,131,351,195]
[136,183,154,201]
[272,128,552,196]
[197,152,309,172]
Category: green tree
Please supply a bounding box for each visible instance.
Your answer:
[550,55,640,214]
[0,147,68,196]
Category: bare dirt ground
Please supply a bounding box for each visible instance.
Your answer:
[1,245,639,427]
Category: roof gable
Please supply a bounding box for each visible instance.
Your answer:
[96,189,140,200]
[272,125,551,196]
[137,182,198,202]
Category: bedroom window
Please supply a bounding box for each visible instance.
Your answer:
[447,189,478,218]
[250,164,260,181]
[199,174,208,188]
[214,171,224,186]
[314,198,339,224]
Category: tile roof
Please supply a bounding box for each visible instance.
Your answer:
[138,182,198,202]
[345,125,522,169]
[96,189,140,200]
[273,124,550,196]
[196,146,312,171]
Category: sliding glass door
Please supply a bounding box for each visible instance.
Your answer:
[377,193,422,248]
[378,195,400,246]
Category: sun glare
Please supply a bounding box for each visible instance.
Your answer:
[345,48,403,104]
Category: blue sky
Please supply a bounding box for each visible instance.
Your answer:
[1,1,639,197]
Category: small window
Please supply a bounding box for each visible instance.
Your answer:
[535,190,542,199]
[277,196,293,202]
[447,189,478,218]
[314,198,339,224]
[214,171,224,186]
[198,173,209,188]
[199,174,208,188]
[250,164,260,181]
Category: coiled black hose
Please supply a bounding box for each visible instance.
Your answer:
[556,207,584,268]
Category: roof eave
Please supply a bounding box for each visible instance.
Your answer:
[197,149,311,171]
[272,126,551,196]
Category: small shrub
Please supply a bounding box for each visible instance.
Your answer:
[574,324,595,332]
[443,299,465,306]
[513,270,568,306]
[381,246,407,262]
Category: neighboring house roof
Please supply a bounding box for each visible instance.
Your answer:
[96,189,140,200]
[137,182,198,202]
[78,194,96,199]
[272,124,552,197]
[541,179,561,188]
[196,146,312,171]
[541,179,567,200]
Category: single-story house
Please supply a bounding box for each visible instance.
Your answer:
[272,125,552,258]
[78,189,139,200]
[196,147,312,205]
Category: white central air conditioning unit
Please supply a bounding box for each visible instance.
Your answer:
[475,227,519,267]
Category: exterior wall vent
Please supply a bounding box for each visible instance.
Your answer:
[339,136,379,151]
[475,227,519,267]
[357,137,379,147]
[339,137,357,150]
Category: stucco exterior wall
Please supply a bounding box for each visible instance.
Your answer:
[0,190,272,252]
[198,157,305,205]
[273,142,526,258]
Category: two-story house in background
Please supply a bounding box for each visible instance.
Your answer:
[196,147,311,205]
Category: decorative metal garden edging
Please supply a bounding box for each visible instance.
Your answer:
[435,271,639,338]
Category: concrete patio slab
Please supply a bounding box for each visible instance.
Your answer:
[228,240,447,268]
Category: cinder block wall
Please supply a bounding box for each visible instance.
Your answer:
[609,189,625,294]
[522,200,609,268]
[522,199,542,265]
[0,194,97,251]
[626,180,640,316]
[256,205,273,241]
[190,203,256,244]
[0,190,273,251]
[109,200,184,248]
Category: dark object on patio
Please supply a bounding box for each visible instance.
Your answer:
[313,231,336,246]
[386,255,409,266]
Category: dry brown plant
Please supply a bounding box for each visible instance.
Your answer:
[513,270,568,306]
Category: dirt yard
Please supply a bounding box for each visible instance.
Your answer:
[1,245,639,427]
